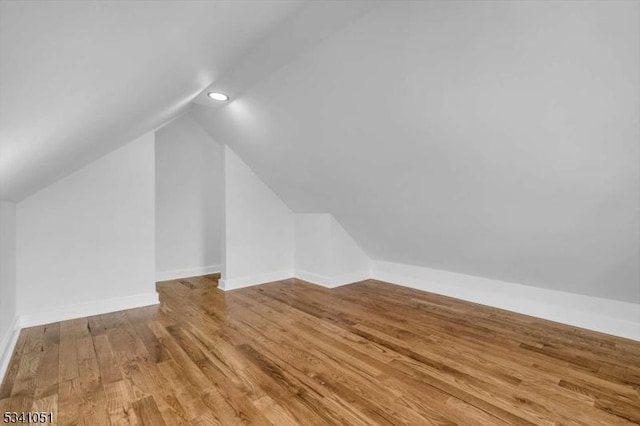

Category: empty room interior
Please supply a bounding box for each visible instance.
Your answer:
[1,0,639,425]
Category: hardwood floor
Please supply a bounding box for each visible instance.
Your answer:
[1,275,639,425]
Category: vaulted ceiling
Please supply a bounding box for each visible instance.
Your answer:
[191,1,640,302]
[0,0,302,200]
[2,1,638,302]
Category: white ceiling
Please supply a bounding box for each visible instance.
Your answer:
[192,1,640,302]
[0,0,302,201]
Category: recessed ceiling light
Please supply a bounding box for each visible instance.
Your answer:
[208,92,229,101]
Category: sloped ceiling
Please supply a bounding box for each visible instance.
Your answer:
[192,1,640,302]
[0,0,302,201]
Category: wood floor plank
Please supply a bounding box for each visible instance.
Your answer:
[31,393,58,425]
[0,330,27,399]
[131,395,166,426]
[92,334,123,385]
[57,378,84,426]
[103,379,139,426]
[2,275,639,425]
[157,360,210,422]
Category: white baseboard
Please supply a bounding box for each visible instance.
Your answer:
[329,270,371,287]
[373,260,640,341]
[19,292,159,328]
[156,264,221,282]
[0,316,20,383]
[219,270,294,291]
[295,269,370,288]
[295,270,331,287]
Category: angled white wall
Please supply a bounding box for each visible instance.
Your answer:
[221,169,370,290]
[295,214,331,283]
[155,114,223,281]
[329,216,371,285]
[0,201,18,378]
[17,133,157,327]
[221,146,294,290]
[295,214,370,287]
[0,0,302,201]
[193,0,640,304]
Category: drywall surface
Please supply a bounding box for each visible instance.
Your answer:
[295,214,332,281]
[0,201,18,378]
[0,202,16,342]
[221,146,294,289]
[295,213,370,287]
[155,114,223,281]
[0,0,302,200]
[16,133,157,325]
[329,215,370,284]
[193,0,640,303]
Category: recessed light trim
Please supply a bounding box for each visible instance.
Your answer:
[208,92,229,101]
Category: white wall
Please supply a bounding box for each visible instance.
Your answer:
[0,201,18,378]
[221,146,294,290]
[193,0,640,303]
[295,213,370,287]
[329,215,370,284]
[295,214,332,283]
[17,133,157,326]
[155,114,223,281]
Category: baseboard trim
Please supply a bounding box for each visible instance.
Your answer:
[295,270,371,288]
[19,292,160,328]
[0,316,20,383]
[329,270,371,288]
[295,270,332,287]
[219,270,294,291]
[373,260,640,341]
[156,265,221,282]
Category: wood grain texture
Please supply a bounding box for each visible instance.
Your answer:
[1,273,639,425]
